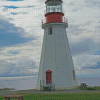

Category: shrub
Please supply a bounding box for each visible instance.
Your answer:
[87,87,96,90]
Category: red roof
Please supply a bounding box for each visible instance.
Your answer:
[45,0,63,4]
[5,95,23,98]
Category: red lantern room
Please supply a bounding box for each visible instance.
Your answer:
[42,0,68,24]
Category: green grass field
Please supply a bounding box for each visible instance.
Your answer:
[0,93,100,100]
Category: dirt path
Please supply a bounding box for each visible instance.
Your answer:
[0,89,100,96]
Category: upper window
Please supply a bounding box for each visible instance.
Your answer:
[72,70,75,81]
[48,27,52,35]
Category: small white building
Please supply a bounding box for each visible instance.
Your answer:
[36,0,78,90]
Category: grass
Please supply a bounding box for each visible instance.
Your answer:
[92,86,100,90]
[0,96,4,100]
[0,93,100,100]
[0,87,100,100]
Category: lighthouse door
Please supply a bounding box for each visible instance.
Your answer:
[46,70,52,84]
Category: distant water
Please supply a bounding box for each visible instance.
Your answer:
[0,76,37,90]
[0,77,100,90]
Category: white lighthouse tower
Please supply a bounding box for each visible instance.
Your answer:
[36,0,77,90]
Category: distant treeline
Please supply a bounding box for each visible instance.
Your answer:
[0,88,15,90]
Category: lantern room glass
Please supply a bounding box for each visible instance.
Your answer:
[46,1,62,13]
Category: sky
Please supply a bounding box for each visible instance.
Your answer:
[0,0,100,78]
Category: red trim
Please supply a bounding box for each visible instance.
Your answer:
[45,12,64,17]
[45,12,64,23]
[45,0,63,4]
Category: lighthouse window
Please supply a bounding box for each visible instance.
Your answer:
[48,28,52,35]
[72,70,75,81]
[46,1,62,13]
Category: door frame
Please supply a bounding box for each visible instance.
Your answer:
[45,70,52,84]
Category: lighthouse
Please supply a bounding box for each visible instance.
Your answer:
[36,0,77,90]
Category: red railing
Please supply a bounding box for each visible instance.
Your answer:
[42,17,68,25]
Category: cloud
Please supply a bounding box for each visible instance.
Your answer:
[70,41,91,56]
[0,38,42,77]
[94,51,100,55]
[73,53,100,77]
[85,0,100,8]
[0,58,38,77]
[0,0,100,78]
[83,62,100,69]
[8,51,19,54]
[7,0,24,1]
[76,69,100,77]
[0,18,33,46]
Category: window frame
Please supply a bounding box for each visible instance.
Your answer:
[72,70,75,81]
[48,27,52,35]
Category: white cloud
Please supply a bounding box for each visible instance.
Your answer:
[0,39,42,76]
[76,69,100,77]
[73,54,100,68]
[73,53,100,77]
[0,0,41,7]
